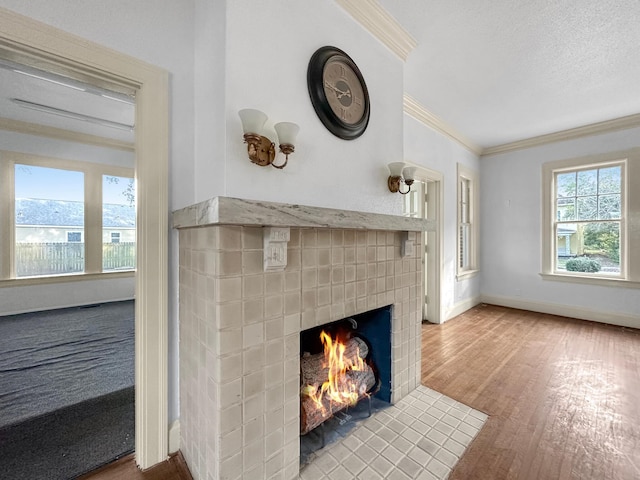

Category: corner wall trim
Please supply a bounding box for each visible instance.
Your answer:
[168,419,180,454]
[403,94,483,156]
[335,0,417,61]
[480,294,640,329]
[482,113,640,157]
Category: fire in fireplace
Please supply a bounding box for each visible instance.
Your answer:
[299,306,392,449]
[300,327,378,435]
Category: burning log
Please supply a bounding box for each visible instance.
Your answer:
[300,336,369,386]
[300,333,376,435]
[300,366,376,434]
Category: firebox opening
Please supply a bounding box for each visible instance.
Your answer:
[299,305,392,465]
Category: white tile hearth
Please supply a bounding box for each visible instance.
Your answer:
[299,386,488,480]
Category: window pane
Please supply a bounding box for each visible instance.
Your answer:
[576,169,597,196]
[15,165,84,277]
[599,166,621,194]
[557,198,575,221]
[598,194,621,220]
[103,175,136,271]
[557,172,576,197]
[576,196,597,220]
[555,221,619,274]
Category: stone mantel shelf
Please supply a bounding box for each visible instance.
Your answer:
[172,196,434,232]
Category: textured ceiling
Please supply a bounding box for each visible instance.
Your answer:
[379,0,640,148]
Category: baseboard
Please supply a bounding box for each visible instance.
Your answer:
[481,294,640,329]
[445,295,482,322]
[168,419,180,454]
[1,297,135,317]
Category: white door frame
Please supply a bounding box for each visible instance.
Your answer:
[0,8,169,469]
[413,165,443,324]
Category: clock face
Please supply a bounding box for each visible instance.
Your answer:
[307,46,370,140]
[322,59,366,126]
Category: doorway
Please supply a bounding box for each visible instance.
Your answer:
[0,7,169,469]
[403,167,442,324]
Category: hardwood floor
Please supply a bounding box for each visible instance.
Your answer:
[422,304,640,480]
[78,453,192,480]
[82,304,639,479]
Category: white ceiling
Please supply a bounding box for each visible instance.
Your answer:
[378,0,640,149]
[0,60,135,144]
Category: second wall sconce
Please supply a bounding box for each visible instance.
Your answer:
[387,162,417,194]
[238,109,299,169]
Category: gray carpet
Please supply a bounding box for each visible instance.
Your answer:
[0,301,134,428]
[0,301,135,479]
[0,387,134,480]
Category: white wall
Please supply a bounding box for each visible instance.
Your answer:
[0,276,135,316]
[218,0,405,216]
[404,116,482,320]
[480,127,640,327]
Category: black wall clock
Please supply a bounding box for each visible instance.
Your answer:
[307,46,370,140]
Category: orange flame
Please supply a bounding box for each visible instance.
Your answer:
[305,330,370,414]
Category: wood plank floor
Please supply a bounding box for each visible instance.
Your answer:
[78,453,192,480]
[422,304,640,480]
[82,304,640,479]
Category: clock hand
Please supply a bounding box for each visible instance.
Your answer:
[324,81,350,97]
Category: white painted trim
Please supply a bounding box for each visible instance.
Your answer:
[456,163,479,278]
[481,294,640,330]
[403,94,483,155]
[0,117,134,151]
[0,7,169,469]
[168,419,180,454]
[482,113,640,157]
[409,165,444,325]
[335,0,417,61]
[445,295,481,322]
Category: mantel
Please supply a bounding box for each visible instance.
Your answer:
[172,196,434,232]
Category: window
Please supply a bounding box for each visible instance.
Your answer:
[555,164,622,275]
[102,175,136,271]
[542,148,640,287]
[15,164,85,277]
[457,164,478,278]
[0,151,135,282]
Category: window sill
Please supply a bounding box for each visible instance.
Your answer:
[0,270,135,288]
[456,269,479,281]
[539,272,640,289]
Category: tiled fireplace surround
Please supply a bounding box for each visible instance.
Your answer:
[174,197,430,480]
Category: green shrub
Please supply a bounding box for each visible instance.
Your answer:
[565,256,601,273]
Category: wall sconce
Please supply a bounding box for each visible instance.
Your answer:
[387,162,417,194]
[238,109,299,169]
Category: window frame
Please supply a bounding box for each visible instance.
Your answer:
[456,163,479,280]
[1,150,134,285]
[541,148,640,288]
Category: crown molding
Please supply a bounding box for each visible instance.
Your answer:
[335,0,417,61]
[482,112,640,157]
[403,94,483,155]
[0,117,134,151]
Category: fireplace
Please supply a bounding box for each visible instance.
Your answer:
[173,197,429,480]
